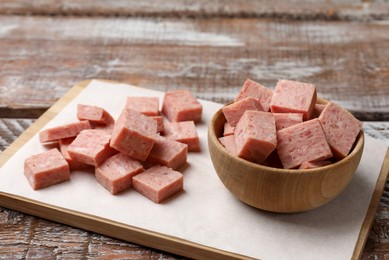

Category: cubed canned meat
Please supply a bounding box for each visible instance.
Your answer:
[277,118,333,169]
[218,135,238,155]
[299,160,332,169]
[222,97,263,127]
[146,135,188,170]
[273,113,303,131]
[67,129,117,166]
[110,109,157,161]
[39,120,91,143]
[59,137,92,171]
[234,111,277,163]
[162,90,202,123]
[319,101,362,159]
[24,148,70,190]
[132,165,184,203]
[223,122,235,136]
[270,80,317,120]
[95,153,144,195]
[163,121,200,152]
[150,115,164,132]
[77,104,114,125]
[125,96,159,116]
[235,79,273,112]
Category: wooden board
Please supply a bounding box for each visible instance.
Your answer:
[2,120,389,258]
[0,79,243,259]
[0,79,388,259]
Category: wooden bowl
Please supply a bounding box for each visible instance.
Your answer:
[207,103,364,213]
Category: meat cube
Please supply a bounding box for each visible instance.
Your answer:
[24,148,70,190]
[146,135,188,170]
[110,109,157,161]
[218,135,237,155]
[59,137,92,171]
[270,80,317,120]
[95,153,144,195]
[234,111,277,163]
[163,121,200,152]
[151,115,164,132]
[299,160,332,169]
[67,129,117,166]
[277,119,333,169]
[235,79,273,112]
[39,120,91,143]
[162,90,202,123]
[77,104,114,125]
[222,97,262,127]
[125,96,159,116]
[223,122,235,136]
[319,101,362,159]
[132,165,184,203]
[273,113,303,131]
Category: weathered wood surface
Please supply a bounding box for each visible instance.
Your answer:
[1,0,389,258]
[0,0,389,21]
[0,119,388,259]
[0,15,389,120]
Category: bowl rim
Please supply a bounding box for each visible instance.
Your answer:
[209,101,364,175]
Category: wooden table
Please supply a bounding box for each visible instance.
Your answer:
[0,1,388,258]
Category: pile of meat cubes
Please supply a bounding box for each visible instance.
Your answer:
[219,79,362,169]
[24,90,202,203]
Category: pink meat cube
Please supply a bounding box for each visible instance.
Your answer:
[234,111,277,163]
[162,90,202,123]
[277,119,333,169]
[319,101,362,159]
[270,80,317,120]
[24,148,70,190]
[218,135,237,155]
[110,109,157,161]
[151,115,164,132]
[67,129,117,166]
[163,121,200,152]
[39,120,91,143]
[95,153,144,195]
[235,79,273,112]
[77,104,114,125]
[299,160,332,169]
[223,122,235,136]
[59,137,92,171]
[125,96,159,116]
[146,135,188,170]
[222,97,262,127]
[132,165,184,203]
[273,113,303,131]
[92,122,115,134]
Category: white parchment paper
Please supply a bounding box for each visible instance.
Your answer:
[0,80,387,259]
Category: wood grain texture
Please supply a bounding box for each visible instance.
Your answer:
[0,0,388,21]
[0,16,388,120]
[0,119,388,259]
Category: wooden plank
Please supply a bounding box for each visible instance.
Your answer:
[0,80,250,259]
[0,16,388,120]
[1,94,389,258]
[0,0,388,21]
